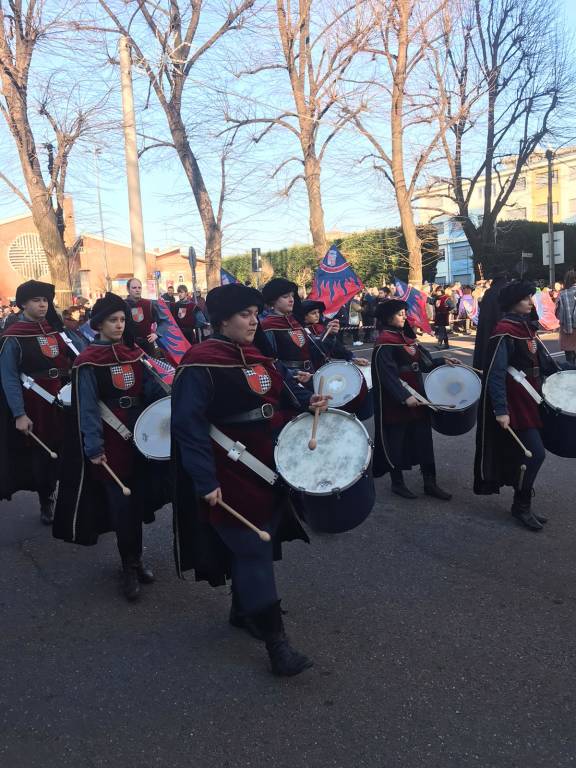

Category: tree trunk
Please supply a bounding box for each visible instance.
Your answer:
[397,195,422,283]
[303,153,328,259]
[166,108,222,288]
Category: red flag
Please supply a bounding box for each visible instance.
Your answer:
[155,297,191,366]
[393,279,433,334]
[308,245,364,314]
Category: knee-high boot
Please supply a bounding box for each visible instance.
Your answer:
[250,601,313,677]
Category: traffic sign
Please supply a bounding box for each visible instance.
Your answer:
[542,231,564,265]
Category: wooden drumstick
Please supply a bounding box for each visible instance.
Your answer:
[216,499,271,542]
[518,464,527,490]
[28,431,58,459]
[506,426,533,458]
[462,364,483,374]
[102,461,132,496]
[308,376,325,451]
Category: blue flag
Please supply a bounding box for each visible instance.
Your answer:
[221,268,240,285]
[308,244,364,314]
[393,279,433,334]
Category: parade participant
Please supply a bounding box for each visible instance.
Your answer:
[171,284,208,345]
[125,277,171,357]
[432,285,454,348]
[161,285,176,304]
[472,270,508,370]
[474,281,563,531]
[259,278,324,373]
[371,299,459,500]
[0,280,79,524]
[301,299,370,366]
[53,293,169,600]
[171,283,330,677]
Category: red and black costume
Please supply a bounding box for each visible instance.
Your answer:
[260,312,319,371]
[125,296,169,357]
[171,297,206,345]
[433,292,454,347]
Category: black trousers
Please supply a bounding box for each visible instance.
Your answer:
[517,429,546,492]
[103,481,143,561]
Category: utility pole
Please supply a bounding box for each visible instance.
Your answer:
[94,148,111,291]
[119,36,147,293]
[546,148,555,287]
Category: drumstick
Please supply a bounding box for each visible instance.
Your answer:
[28,431,58,459]
[518,464,527,490]
[506,426,533,459]
[321,330,330,342]
[102,461,132,496]
[308,376,325,451]
[461,364,483,374]
[216,499,271,542]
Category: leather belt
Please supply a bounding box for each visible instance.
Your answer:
[518,366,540,378]
[216,403,276,424]
[398,363,420,373]
[283,360,312,370]
[104,396,142,409]
[28,367,69,380]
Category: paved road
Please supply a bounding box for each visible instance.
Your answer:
[2,333,575,768]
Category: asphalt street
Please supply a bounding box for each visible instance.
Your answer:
[1,332,575,768]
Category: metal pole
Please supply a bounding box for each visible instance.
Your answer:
[546,148,555,286]
[94,148,111,292]
[119,36,147,293]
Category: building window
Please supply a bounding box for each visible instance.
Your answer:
[450,218,464,233]
[432,221,444,235]
[536,170,558,186]
[536,202,559,218]
[516,176,526,190]
[8,233,50,280]
[503,207,527,220]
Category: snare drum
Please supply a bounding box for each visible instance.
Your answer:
[424,365,481,436]
[58,382,72,407]
[313,360,372,420]
[541,371,576,457]
[274,408,374,533]
[133,397,171,460]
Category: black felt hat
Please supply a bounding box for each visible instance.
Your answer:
[261,278,298,305]
[301,300,326,316]
[374,299,408,325]
[15,280,55,308]
[498,280,536,311]
[206,284,263,324]
[89,292,129,330]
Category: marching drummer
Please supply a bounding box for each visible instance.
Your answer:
[171,283,330,677]
[0,280,81,524]
[301,299,370,367]
[371,299,459,500]
[53,293,169,601]
[125,277,171,357]
[474,281,565,531]
[171,284,209,345]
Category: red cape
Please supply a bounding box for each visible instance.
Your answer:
[260,314,302,332]
[1,320,57,338]
[74,342,143,368]
[179,337,274,368]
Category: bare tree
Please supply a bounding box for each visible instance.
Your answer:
[427,0,572,266]
[348,0,450,283]
[0,1,96,305]
[225,0,371,259]
[97,0,255,288]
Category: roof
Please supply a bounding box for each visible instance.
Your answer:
[0,211,33,227]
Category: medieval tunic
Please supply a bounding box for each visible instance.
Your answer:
[371,326,443,476]
[125,297,170,357]
[171,336,311,598]
[474,314,560,495]
[260,312,323,372]
[0,320,74,500]
[171,299,207,345]
[53,340,168,554]
[304,321,352,362]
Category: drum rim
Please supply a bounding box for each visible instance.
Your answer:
[57,382,72,406]
[424,365,481,412]
[133,395,172,460]
[274,407,373,496]
[313,360,364,406]
[542,370,576,416]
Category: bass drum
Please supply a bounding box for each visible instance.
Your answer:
[424,365,481,436]
[133,397,171,460]
[313,360,372,421]
[541,371,576,458]
[274,408,374,534]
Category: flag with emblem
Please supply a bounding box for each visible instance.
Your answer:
[308,244,364,315]
[221,268,241,285]
[243,365,272,394]
[142,353,175,386]
[111,364,136,390]
[155,298,191,365]
[393,279,433,334]
[532,290,559,331]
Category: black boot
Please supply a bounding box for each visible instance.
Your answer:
[391,470,418,499]
[136,559,155,584]
[121,557,141,601]
[39,492,55,525]
[422,471,452,501]
[229,593,264,641]
[251,601,313,677]
[511,490,543,532]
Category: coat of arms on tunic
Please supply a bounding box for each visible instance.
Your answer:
[526,339,537,355]
[178,307,187,320]
[111,364,136,390]
[243,365,272,394]
[37,335,59,359]
[288,329,306,348]
[131,306,144,323]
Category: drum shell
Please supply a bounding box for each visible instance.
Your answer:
[344,377,373,421]
[430,401,478,436]
[294,471,375,534]
[541,406,576,458]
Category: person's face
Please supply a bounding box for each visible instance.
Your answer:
[378,290,386,300]
[128,280,142,299]
[273,293,294,315]
[98,311,125,342]
[512,296,533,315]
[305,309,320,325]
[391,309,406,328]
[167,286,174,295]
[22,296,49,321]
[220,306,259,344]
[178,289,188,301]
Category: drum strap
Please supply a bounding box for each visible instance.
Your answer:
[506,366,543,404]
[20,373,56,404]
[400,379,438,411]
[98,402,133,441]
[209,425,278,486]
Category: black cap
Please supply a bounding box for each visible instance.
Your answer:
[374,299,408,325]
[498,280,536,311]
[206,284,263,324]
[301,300,326,316]
[261,278,297,305]
[16,280,55,308]
[90,292,129,330]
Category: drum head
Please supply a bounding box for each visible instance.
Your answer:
[133,397,171,460]
[58,382,72,407]
[424,365,481,410]
[313,361,363,407]
[274,408,372,495]
[543,371,576,416]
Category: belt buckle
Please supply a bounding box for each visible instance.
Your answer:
[48,368,59,379]
[118,396,132,409]
[303,361,311,371]
[411,363,420,372]
[261,403,274,419]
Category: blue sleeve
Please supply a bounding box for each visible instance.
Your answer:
[373,345,409,404]
[172,367,219,497]
[487,339,510,416]
[194,308,209,327]
[276,361,313,409]
[77,366,105,459]
[142,365,169,403]
[0,337,25,418]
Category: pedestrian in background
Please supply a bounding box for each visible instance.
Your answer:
[556,270,576,365]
